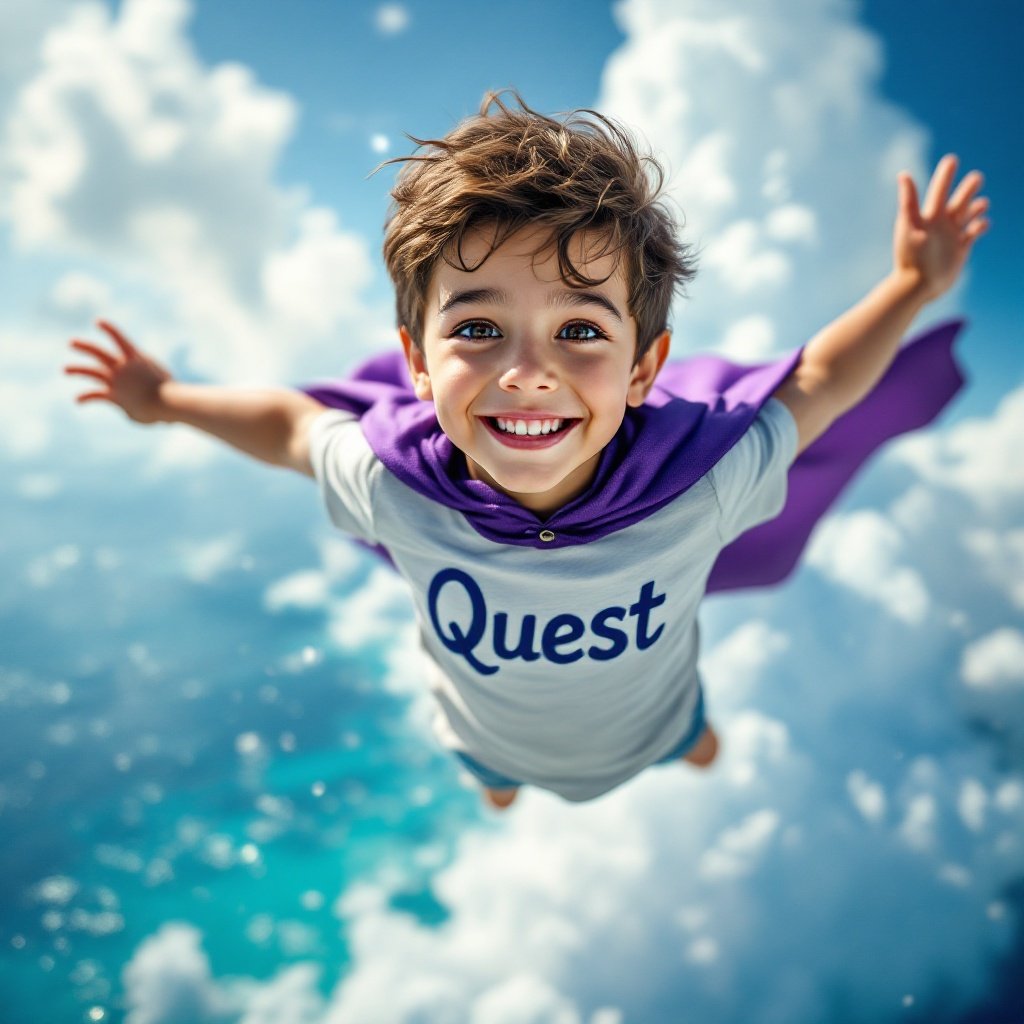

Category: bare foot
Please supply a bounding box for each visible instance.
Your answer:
[484,787,519,810]
[681,724,719,768]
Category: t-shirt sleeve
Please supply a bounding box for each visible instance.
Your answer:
[709,397,799,545]
[307,409,381,544]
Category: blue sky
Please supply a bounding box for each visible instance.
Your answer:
[2,2,1024,1022]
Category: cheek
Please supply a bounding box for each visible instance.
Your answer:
[430,363,484,423]
[575,365,631,415]
[445,358,488,388]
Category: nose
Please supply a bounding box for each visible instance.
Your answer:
[497,338,558,393]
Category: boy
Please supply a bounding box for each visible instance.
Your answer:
[65,93,988,810]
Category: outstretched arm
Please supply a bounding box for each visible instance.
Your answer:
[772,154,989,455]
[64,320,327,477]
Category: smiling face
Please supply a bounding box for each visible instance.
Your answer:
[400,224,670,517]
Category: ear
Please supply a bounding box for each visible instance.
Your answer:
[626,330,671,407]
[399,325,433,400]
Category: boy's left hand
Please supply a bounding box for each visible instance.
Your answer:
[894,154,989,301]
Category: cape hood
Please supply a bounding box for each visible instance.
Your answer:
[297,319,965,592]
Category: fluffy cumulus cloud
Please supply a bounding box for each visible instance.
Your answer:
[891,387,1024,513]
[799,376,1024,742]
[1,0,380,467]
[597,0,945,356]
[175,531,248,583]
[961,628,1024,691]
[122,922,326,1024]
[120,733,1024,1022]
[326,565,414,652]
[805,509,931,624]
[0,0,74,104]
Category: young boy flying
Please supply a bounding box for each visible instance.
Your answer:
[65,93,988,810]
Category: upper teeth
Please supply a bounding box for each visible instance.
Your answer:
[495,417,563,436]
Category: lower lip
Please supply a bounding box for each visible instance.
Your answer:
[480,417,579,449]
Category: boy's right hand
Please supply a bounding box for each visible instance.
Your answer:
[64,320,173,424]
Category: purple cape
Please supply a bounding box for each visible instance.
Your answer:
[297,319,965,592]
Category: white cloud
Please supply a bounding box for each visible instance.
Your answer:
[175,532,246,583]
[891,387,1024,513]
[764,203,818,245]
[49,270,112,315]
[0,1,73,99]
[120,732,1024,1022]
[144,424,223,474]
[958,779,988,833]
[263,208,373,334]
[701,619,789,710]
[121,922,326,1024]
[2,0,379,392]
[599,0,943,352]
[317,534,365,581]
[847,770,887,824]
[326,565,413,650]
[702,219,791,293]
[961,628,1024,690]
[669,130,736,216]
[15,472,63,500]
[963,528,1024,610]
[263,569,330,613]
[717,314,776,361]
[0,378,52,459]
[237,962,326,1024]
[121,922,233,1023]
[699,808,781,880]
[805,509,931,624]
[899,792,937,853]
[25,543,80,588]
[469,975,583,1024]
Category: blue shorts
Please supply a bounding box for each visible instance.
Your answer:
[453,687,707,791]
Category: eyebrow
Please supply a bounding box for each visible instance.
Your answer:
[436,286,624,324]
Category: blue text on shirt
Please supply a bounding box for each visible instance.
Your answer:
[427,567,666,675]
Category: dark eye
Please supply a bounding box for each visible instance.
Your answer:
[453,321,500,340]
[558,321,606,342]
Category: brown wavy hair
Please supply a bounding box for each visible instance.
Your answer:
[376,89,697,364]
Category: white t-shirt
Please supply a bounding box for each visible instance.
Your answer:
[309,398,798,802]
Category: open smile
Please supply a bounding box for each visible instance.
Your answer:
[479,415,581,449]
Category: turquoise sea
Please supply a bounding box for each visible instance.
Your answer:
[1,457,480,1023]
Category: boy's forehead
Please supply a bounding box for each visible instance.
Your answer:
[428,224,629,309]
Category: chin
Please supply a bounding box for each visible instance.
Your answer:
[489,471,561,495]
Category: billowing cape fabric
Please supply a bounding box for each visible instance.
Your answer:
[297,319,965,592]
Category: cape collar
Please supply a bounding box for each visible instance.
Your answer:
[298,320,965,586]
[301,347,803,549]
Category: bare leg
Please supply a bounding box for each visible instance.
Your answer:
[483,787,519,809]
[681,722,719,768]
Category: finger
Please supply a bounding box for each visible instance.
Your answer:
[76,392,113,405]
[922,154,959,220]
[64,365,111,383]
[70,339,118,368]
[960,196,989,224]
[964,217,990,242]
[948,170,984,219]
[96,319,138,359]
[898,172,922,227]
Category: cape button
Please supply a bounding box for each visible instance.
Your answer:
[538,529,556,543]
